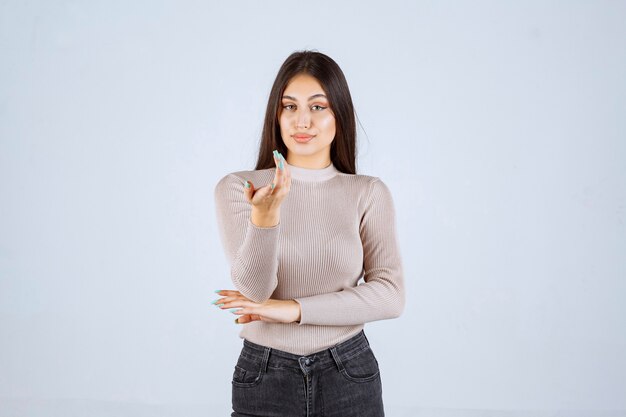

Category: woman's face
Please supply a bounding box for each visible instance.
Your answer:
[278,73,336,168]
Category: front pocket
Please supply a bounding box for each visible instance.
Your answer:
[231,354,265,387]
[339,346,380,383]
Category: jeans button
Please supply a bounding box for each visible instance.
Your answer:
[305,358,311,366]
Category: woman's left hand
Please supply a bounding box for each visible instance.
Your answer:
[213,290,301,324]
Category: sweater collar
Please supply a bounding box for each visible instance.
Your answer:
[287,161,339,182]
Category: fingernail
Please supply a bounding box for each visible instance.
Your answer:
[244,181,250,189]
[271,183,275,190]
[279,160,283,169]
[229,308,240,314]
[273,150,279,158]
[234,318,241,324]
[211,298,219,305]
[216,303,224,307]
[214,290,222,294]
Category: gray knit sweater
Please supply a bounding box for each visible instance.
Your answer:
[214,162,405,355]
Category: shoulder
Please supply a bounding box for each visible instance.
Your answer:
[334,173,395,208]
[334,172,381,188]
[341,173,392,193]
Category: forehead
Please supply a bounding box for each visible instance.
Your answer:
[283,74,326,97]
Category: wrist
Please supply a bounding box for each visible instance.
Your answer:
[292,300,301,323]
[251,208,280,227]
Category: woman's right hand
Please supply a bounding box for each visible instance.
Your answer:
[244,150,291,226]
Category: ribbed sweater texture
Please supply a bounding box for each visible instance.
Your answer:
[214,162,405,355]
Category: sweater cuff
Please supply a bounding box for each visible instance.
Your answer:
[293,299,305,325]
[247,217,280,230]
[293,296,324,326]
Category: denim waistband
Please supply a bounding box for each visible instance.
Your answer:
[241,330,372,371]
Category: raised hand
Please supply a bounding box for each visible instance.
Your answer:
[243,150,292,227]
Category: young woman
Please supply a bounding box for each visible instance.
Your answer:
[213,50,405,417]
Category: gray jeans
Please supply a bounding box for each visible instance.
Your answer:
[231,329,385,417]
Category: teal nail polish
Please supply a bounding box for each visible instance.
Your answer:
[244,181,250,189]
[229,308,240,314]
[211,299,219,305]
[279,160,283,169]
[214,290,222,294]
[216,303,224,307]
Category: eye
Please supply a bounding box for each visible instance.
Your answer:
[312,105,327,111]
[282,104,295,110]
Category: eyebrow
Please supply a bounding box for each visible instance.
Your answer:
[281,94,327,101]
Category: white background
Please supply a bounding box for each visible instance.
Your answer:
[1,1,625,416]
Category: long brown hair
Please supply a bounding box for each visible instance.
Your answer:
[254,50,357,174]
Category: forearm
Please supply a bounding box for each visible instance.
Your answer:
[215,174,283,303]
[288,177,405,326]
[294,276,405,326]
[230,217,280,303]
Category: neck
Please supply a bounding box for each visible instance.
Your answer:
[287,161,339,182]
[286,154,330,169]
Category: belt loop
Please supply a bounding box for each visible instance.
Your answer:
[329,346,344,372]
[262,347,271,373]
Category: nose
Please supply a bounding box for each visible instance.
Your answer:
[295,108,311,129]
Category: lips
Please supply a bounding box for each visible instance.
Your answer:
[293,134,314,143]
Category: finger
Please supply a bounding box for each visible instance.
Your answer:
[213,290,247,305]
[218,299,258,310]
[284,168,291,192]
[235,315,249,324]
[235,314,262,324]
[212,295,246,305]
[243,180,254,201]
[215,290,242,297]
[261,173,277,197]
[278,155,286,186]
[271,152,284,192]
[277,153,289,189]
[283,158,290,181]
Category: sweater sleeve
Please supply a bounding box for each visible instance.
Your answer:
[214,173,280,303]
[293,178,405,326]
